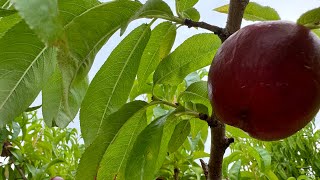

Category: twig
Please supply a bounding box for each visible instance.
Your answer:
[184,19,225,40]
[174,168,179,180]
[200,159,209,179]
[207,0,249,179]
[11,158,27,180]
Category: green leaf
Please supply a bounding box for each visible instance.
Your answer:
[176,0,198,13]
[137,21,176,90]
[168,120,191,152]
[59,1,141,118]
[120,0,174,35]
[125,112,179,180]
[136,0,173,19]
[76,101,147,180]
[80,24,151,145]
[96,109,148,179]
[190,118,207,139]
[192,151,210,159]
[153,33,220,86]
[255,147,271,172]
[226,125,250,138]
[0,22,56,127]
[0,13,21,39]
[246,146,271,172]
[58,0,100,26]
[229,160,241,180]
[178,81,211,114]
[181,7,200,21]
[223,151,242,177]
[297,7,320,29]
[214,2,280,21]
[0,9,16,17]
[42,69,88,128]
[11,0,63,43]
[265,170,279,180]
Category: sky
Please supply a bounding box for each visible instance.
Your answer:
[31,0,320,156]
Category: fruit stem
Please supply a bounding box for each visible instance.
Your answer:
[207,0,249,180]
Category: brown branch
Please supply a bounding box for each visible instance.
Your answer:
[207,1,249,179]
[200,159,209,179]
[225,0,250,35]
[174,168,179,180]
[184,19,225,40]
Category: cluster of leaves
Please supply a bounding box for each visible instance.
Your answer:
[223,120,320,180]
[0,111,83,179]
[1,0,320,179]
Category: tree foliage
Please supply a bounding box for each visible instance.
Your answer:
[0,0,320,179]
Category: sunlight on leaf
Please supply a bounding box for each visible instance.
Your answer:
[297,7,320,29]
[11,0,63,43]
[0,22,56,127]
[80,24,151,145]
[214,2,280,21]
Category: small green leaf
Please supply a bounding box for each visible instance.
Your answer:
[226,125,250,138]
[297,175,310,180]
[192,151,210,159]
[11,0,63,43]
[190,118,207,139]
[229,160,241,180]
[256,147,271,171]
[214,2,280,21]
[223,151,242,177]
[297,7,320,29]
[137,21,176,90]
[80,24,151,145]
[181,8,200,21]
[76,101,147,180]
[153,33,220,86]
[178,81,211,114]
[136,0,173,19]
[168,120,191,152]
[176,0,198,13]
[0,22,56,127]
[125,113,179,180]
[265,170,279,180]
[121,0,174,35]
[0,9,16,17]
[97,109,148,180]
[42,69,88,128]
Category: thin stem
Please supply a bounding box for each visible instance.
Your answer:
[11,158,27,180]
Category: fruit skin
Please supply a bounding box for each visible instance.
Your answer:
[208,21,320,141]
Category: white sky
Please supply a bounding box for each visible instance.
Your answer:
[31,0,320,155]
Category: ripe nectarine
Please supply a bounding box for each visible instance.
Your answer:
[208,21,320,140]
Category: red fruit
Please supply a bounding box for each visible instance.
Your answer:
[208,21,320,141]
[51,177,64,180]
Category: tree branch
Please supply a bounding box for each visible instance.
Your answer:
[184,19,225,40]
[207,0,249,180]
[225,0,250,35]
